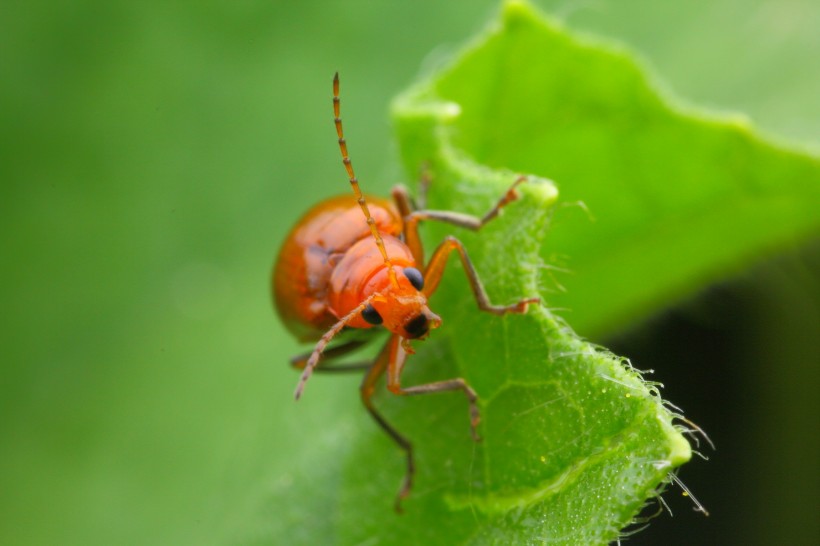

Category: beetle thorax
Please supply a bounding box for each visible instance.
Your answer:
[327,235,441,338]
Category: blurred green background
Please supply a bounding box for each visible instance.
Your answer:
[1,1,817,545]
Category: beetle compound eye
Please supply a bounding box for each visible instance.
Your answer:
[361,304,383,325]
[404,314,429,339]
[404,267,424,290]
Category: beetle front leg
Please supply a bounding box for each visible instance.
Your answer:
[422,235,540,313]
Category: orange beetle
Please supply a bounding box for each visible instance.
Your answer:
[272,73,539,511]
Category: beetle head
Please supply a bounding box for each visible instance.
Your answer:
[362,266,441,340]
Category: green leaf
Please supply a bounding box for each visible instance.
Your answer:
[250,2,703,545]
[249,0,818,542]
[396,0,820,339]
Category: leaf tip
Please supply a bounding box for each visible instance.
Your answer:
[525,174,560,204]
[390,93,462,124]
[501,0,536,22]
[501,0,560,33]
[667,429,693,467]
[439,100,462,121]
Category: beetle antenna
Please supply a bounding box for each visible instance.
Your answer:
[333,72,399,287]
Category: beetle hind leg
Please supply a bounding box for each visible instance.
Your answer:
[288,338,372,373]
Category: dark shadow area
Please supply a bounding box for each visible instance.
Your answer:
[606,242,820,546]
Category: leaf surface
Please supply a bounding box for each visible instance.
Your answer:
[329,2,695,544]
[244,0,820,542]
[396,0,820,339]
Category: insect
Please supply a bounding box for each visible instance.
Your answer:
[272,73,539,511]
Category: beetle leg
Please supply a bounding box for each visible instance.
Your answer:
[401,175,527,269]
[391,185,424,265]
[294,295,377,399]
[392,163,432,216]
[423,235,540,313]
[361,335,415,513]
[386,345,482,443]
[289,338,372,373]
[391,164,436,265]
[391,184,414,220]
[406,174,527,233]
[417,163,432,211]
